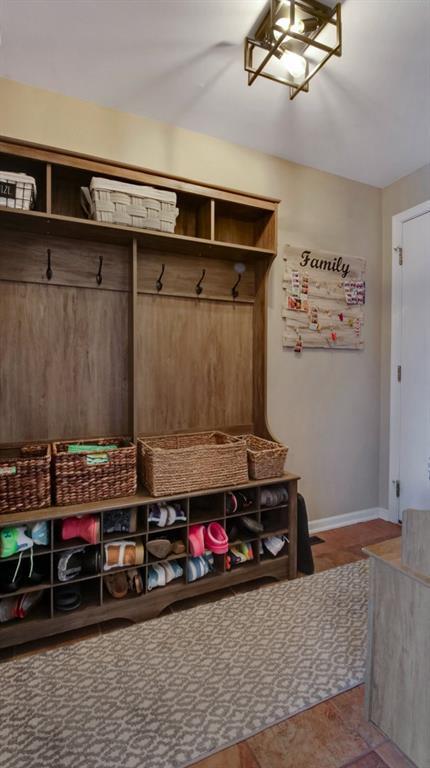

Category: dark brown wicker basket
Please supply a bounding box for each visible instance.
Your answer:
[0,443,51,514]
[242,434,288,480]
[138,431,248,496]
[52,437,136,506]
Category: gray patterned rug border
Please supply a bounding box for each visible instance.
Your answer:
[0,560,369,768]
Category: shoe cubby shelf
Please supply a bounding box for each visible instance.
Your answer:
[0,474,298,648]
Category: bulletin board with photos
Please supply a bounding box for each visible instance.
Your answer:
[282,245,366,351]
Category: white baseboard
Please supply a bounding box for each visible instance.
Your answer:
[309,507,390,534]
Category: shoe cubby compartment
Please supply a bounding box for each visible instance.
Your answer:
[226,513,261,543]
[260,507,289,537]
[53,577,101,616]
[53,545,101,586]
[148,499,188,530]
[0,552,51,598]
[0,151,47,212]
[103,567,146,602]
[226,540,259,570]
[53,514,101,551]
[260,537,289,562]
[146,529,187,565]
[189,494,224,524]
[225,488,258,517]
[0,518,52,561]
[147,560,185,592]
[260,484,289,512]
[102,506,145,542]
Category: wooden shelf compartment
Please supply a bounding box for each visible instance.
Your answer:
[53,577,101,615]
[215,199,276,250]
[0,151,47,213]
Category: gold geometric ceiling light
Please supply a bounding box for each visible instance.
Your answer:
[245,0,341,99]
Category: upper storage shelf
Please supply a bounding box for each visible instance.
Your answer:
[0,139,279,259]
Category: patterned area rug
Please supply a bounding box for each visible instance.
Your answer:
[0,561,368,768]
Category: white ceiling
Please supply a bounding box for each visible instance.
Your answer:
[0,0,429,187]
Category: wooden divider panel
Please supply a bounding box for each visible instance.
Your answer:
[0,282,129,441]
[137,294,254,434]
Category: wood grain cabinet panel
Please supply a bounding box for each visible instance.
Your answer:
[137,295,253,435]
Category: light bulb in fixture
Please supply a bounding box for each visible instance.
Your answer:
[273,16,290,41]
[282,51,307,79]
[290,20,304,34]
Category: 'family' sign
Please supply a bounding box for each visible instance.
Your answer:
[281,245,366,351]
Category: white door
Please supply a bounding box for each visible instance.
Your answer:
[398,211,430,518]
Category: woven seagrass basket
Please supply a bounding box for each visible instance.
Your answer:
[138,431,248,496]
[242,434,288,480]
[0,443,51,514]
[52,438,136,506]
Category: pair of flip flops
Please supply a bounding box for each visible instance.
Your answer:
[104,569,144,599]
[147,538,186,560]
[189,522,228,556]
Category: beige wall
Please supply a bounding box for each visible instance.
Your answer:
[379,165,430,509]
[0,77,382,521]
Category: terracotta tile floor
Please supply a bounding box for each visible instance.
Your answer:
[1,519,412,768]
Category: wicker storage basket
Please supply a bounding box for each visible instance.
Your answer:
[80,177,179,232]
[52,438,137,506]
[0,444,51,514]
[0,171,37,210]
[242,435,288,480]
[138,431,248,496]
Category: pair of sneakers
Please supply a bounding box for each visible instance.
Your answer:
[186,552,214,582]
[0,521,50,559]
[227,541,254,569]
[147,560,183,590]
[148,503,186,528]
[260,485,288,508]
[0,590,43,623]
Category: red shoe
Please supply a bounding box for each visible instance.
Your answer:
[61,515,100,545]
[188,525,205,557]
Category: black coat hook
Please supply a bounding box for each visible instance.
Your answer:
[195,268,206,296]
[96,255,103,286]
[46,248,53,281]
[232,273,242,300]
[156,263,165,292]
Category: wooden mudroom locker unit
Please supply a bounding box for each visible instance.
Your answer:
[0,138,299,647]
